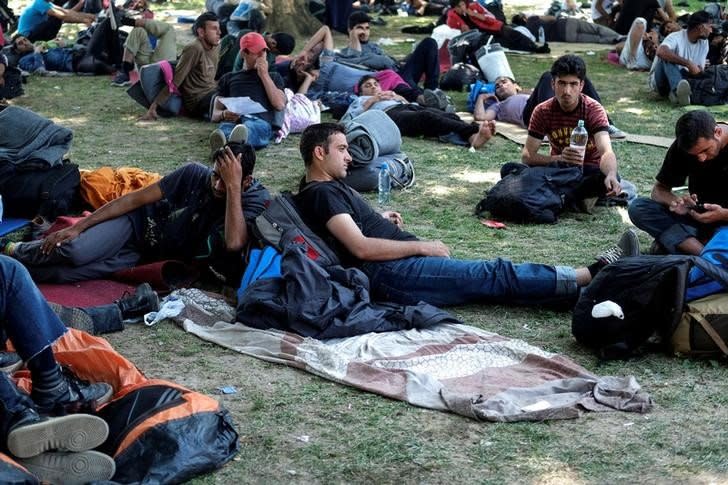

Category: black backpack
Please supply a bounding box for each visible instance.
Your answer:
[572,255,728,359]
[687,65,728,106]
[439,62,483,92]
[475,162,583,224]
[0,162,81,219]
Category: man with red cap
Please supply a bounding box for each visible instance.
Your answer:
[141,11,221,120]
[209,31,286,150]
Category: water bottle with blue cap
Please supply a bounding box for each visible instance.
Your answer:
[378,163,391,206]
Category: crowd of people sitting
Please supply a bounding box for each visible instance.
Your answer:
[1,0,728,481]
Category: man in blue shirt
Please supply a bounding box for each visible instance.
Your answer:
[17,0,95,42]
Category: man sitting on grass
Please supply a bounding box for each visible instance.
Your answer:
[629,110,728,255]
[292,122,640,308]
[2,143,269,285]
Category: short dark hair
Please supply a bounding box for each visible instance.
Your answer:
[550,54,587,80]
[356,74,378,94]
[450,0,465,8]
[300,123,346,167]
[687,11,711,31]
[348,11,372,30]
[193,11,218,37]
[511,13,527,26]
[212,142,256,178]
[271,32,295,55]
[675,110,716,152]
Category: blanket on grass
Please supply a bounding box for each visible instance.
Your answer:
[0,106,73,168]
[167,289,653,422]
[345,110,402,162]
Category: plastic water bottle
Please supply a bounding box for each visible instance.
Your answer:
[0,194,3,223]
[569,119,588,164]
[378,163,391,206]
[538,26,546,44]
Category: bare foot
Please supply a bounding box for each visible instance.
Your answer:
[469,120,495,149]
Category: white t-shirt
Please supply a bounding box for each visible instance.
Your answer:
[591,0,614,21]
[648,29,709,88]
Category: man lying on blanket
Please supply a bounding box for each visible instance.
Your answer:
[292,122,640,308]
[1,143,270,285]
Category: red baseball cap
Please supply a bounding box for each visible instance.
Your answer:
[240,32,267,54]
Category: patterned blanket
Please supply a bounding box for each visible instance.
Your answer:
[168,289,653,422]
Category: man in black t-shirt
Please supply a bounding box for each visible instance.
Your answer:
[209,31,286,150]
[293,123,639,307]
[2,143,269,283]
[629,110,728,255]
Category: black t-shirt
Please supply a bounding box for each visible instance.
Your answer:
[293,180,418,267]
[217,69,285,127]
[128,162,269,261]
[656,140,728,207]
[614,0,660,35]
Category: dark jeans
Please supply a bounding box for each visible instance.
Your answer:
[522,71,611,127]
[628,197,716,252]
[11,216,141,283]
[386,104,479,141]
[652,59,688,97]
[398,37,439,91]
[361,256,577,307]
[26,17,62,42]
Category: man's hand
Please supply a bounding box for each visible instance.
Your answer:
[139,103,158,121]
[381,211,403,228]
[690,203,728,223]
[221,109,241,122]
[604,173,621,197]
[419,240,450,257]
[687,61,702,76]
[41,226,82,254]
[561,146,585,165]
[669,194,698,215]
[255,55,269,77]
[217,146,243,193]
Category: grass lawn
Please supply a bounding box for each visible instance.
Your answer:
[6,1,728,483]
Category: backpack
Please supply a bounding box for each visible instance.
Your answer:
[439,62,483,92]
[572,255,728,359]
[686,225,728,301]
[474,163,583,224]
[344,155,416,193]
[672,293,728,357]
[253,189,339,266]
[0,66,23,99]
[687,65,728,106]
[0,162,81,219]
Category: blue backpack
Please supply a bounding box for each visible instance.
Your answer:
[237,246,282,300]
[686,226,728,301]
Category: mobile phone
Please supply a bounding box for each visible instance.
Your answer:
[691,203,708,214]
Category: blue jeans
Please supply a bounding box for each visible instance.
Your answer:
[0,256,66,424]
[361,256,577,307]
[18,48,73,72]
[628,197,715,252]
[652,59,686,96]
[219,115,272,150]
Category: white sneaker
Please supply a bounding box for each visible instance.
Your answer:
[674,79,691,106]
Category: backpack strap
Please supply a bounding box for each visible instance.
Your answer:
[691,312,728,356]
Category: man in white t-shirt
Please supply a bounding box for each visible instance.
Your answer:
[649,11,711,106]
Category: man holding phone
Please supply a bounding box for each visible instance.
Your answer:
[629,110,728,255]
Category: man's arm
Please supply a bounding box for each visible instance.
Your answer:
[41,183,164,253]
[46,4,94,25]
[595,0,609,18]
[256,57,286,111]
[218,147,247,251]
[473,93,498,122]
[657,44,702,75]
[594,130,620,195]
[301,25,333,56]
[521,135,556,165]
[326,213,449,261]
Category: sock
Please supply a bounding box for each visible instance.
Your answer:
[27,347,57,385]
[588,261,605,278]
[122,61,134,74]
[0,242,14,256]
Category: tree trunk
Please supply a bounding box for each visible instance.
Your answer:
[265,0,322,37]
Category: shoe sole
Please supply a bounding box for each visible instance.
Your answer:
[19,450,116,485]
[229,124,248,144]
[619,228,641,257]
[0,359,23,374]
[7,414,109,459]
[209,129,226,153]
[110,80,131,87]
[676,81,691,106]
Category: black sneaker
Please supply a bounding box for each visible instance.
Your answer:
[18,450,116,484]
[116,283,159,320]
[31,369,114,415]
[7,413,109,458]
[596,229,641,265]
[110,71,130,87]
